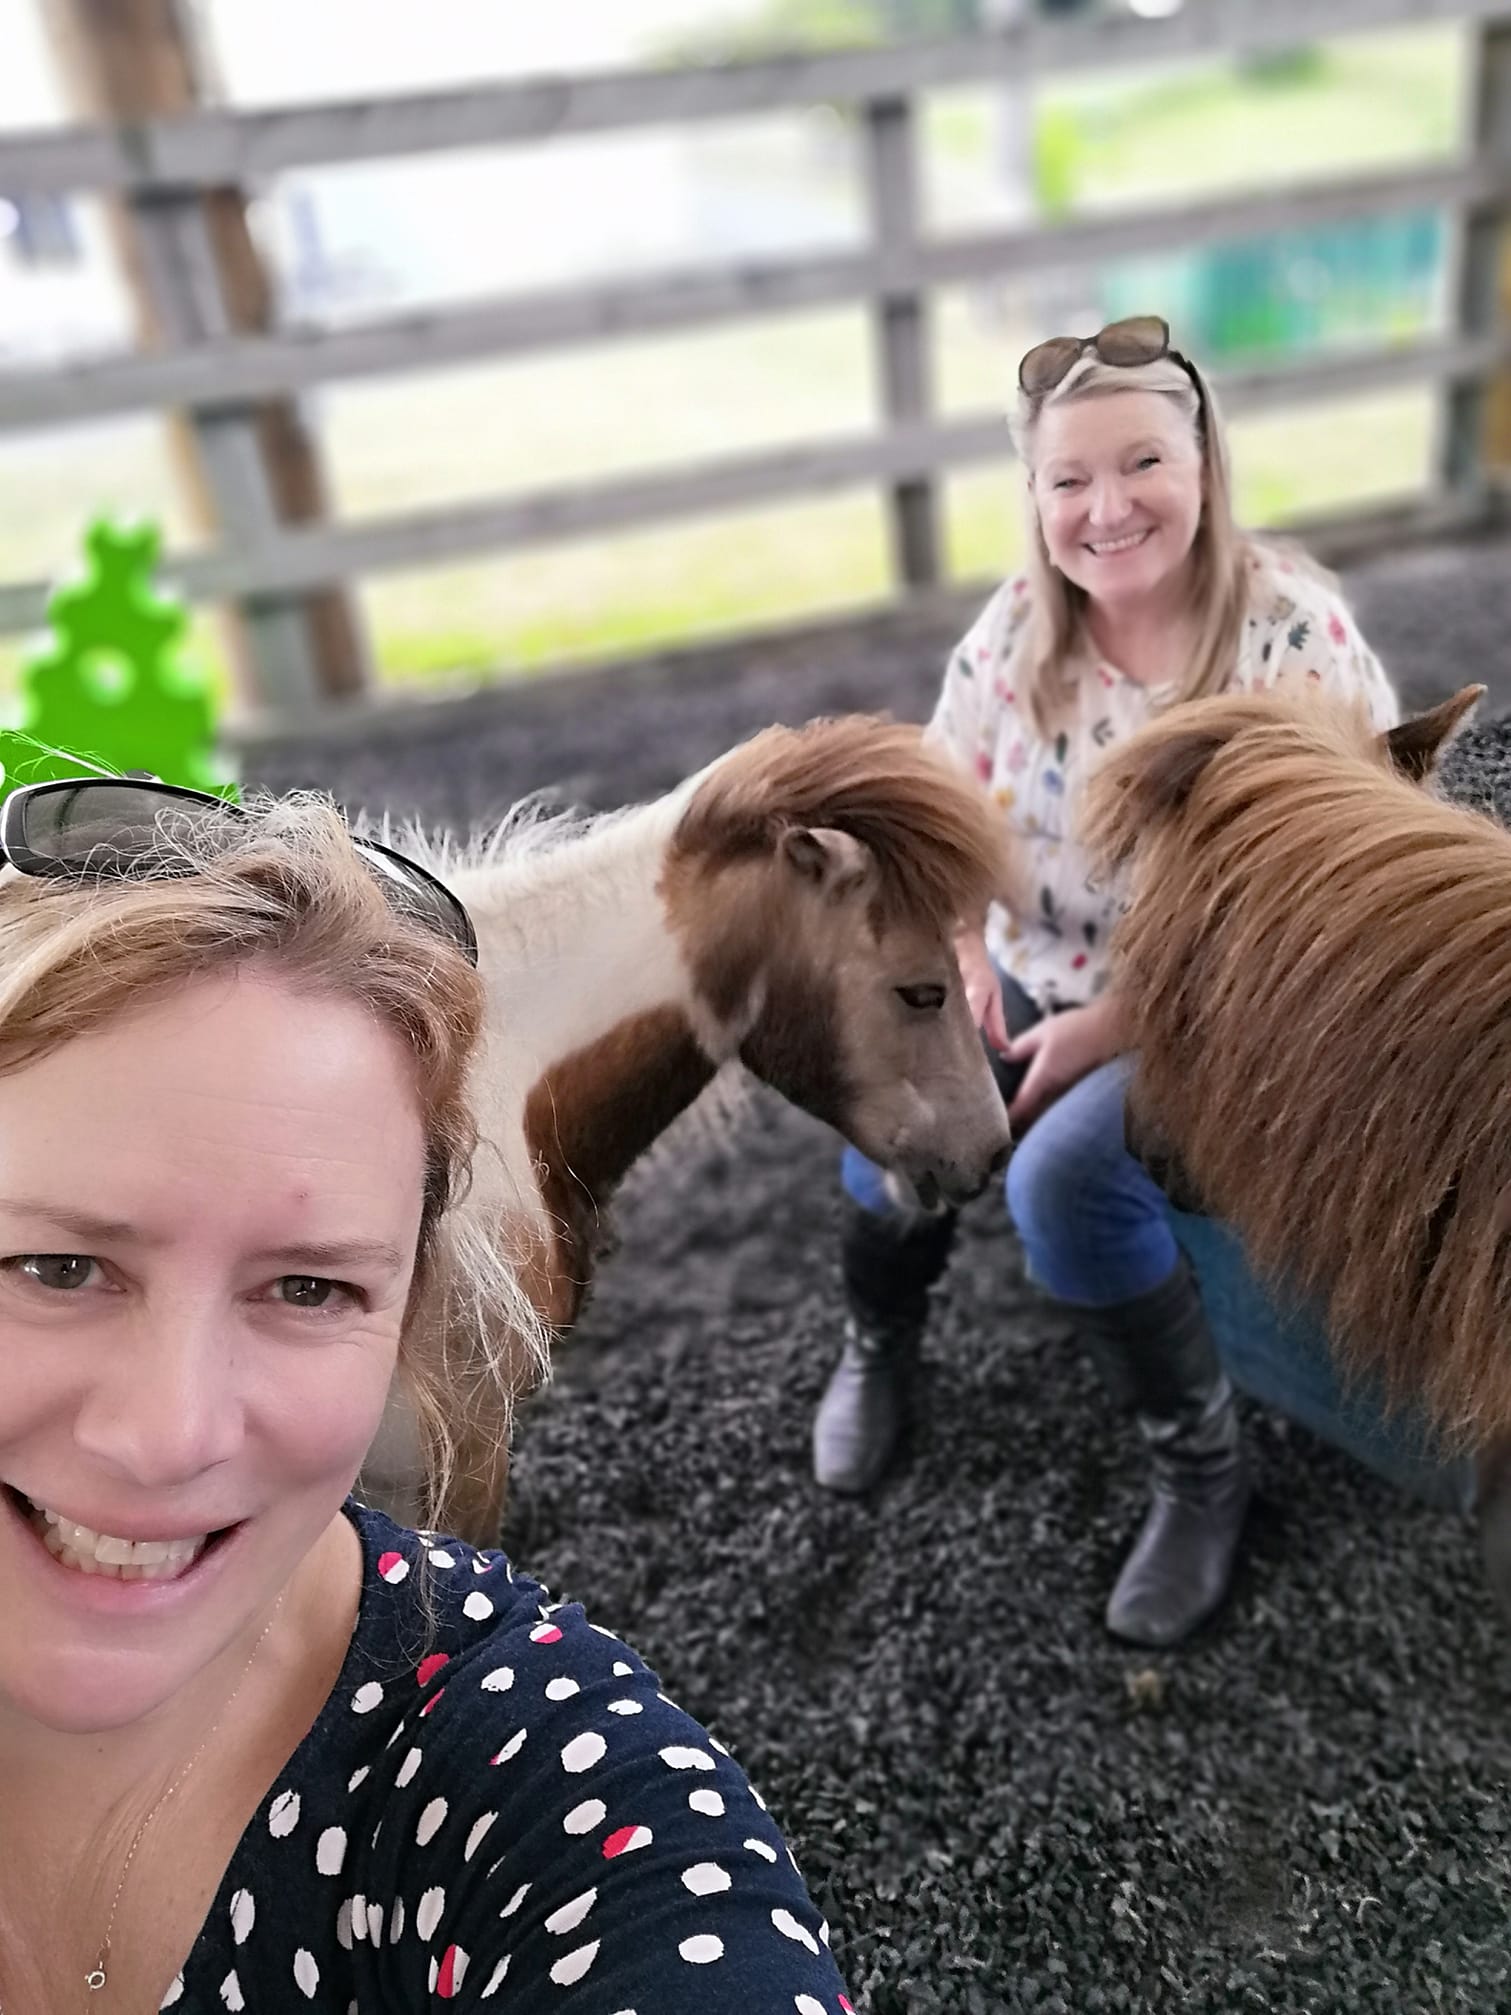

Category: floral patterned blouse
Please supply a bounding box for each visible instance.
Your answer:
[927,543,1399,1009]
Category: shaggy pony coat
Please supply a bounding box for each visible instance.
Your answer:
[1079,683,1502,1446]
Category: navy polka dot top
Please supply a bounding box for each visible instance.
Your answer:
[160,1500,852,2011]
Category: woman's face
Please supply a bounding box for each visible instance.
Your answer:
[0,968,428,1736]
[1030,388,1204,611]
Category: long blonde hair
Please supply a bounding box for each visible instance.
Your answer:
[1011,349,1252,736]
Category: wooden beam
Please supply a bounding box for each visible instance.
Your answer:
[864,96,939,592]
[0,331,1499,636]
[4,0,1511,196]
[40,0,368,712]
[2,158,1498,435]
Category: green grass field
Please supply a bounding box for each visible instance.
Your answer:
[0,21,1473,700]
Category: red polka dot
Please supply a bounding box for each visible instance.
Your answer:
[840,1997,855,2011]
[416,1653,450,1688]
[436,1944,465,1997]
[601,1824,654,1859]
[420,1687,447,1718]
[377,1551,408,1584]
[530,1623,563,1645]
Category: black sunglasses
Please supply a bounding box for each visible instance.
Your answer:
[1018,314,1204,413]
[0,777,479,967]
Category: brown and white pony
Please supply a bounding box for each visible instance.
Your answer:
[366,715,1014,1540]
[1080,682,1496,1448]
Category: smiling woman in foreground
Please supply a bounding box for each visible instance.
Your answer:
[0,779,848,2014]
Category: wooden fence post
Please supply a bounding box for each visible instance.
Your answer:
[862,94,941,592]
[43,0,370,714]
[1441,18,1511,497]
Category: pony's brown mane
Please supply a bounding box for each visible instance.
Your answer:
[1081,688,1511,1446]
[672,715,1008,929]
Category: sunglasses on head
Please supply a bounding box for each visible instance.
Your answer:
[0,775,479,967]
[1018,314,1200,403]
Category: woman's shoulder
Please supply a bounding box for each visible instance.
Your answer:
[1241,536,1360,642]
[201,1504,845,2007]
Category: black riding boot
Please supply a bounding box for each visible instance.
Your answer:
[812,1198,958,1493]
[1069,1255,1250,1646]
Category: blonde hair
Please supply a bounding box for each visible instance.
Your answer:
[0,792,547,1526]
[1010,348,1252,736]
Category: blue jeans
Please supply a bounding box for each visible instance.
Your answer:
[840,986,1474,1512]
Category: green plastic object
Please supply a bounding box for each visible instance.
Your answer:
[1,517,236,802]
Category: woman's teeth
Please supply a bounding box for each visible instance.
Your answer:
[1087,529,1151,555]
[30,1502,209,1580]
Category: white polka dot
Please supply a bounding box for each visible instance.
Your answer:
[660,1745,715,1772]
[678,1934,725,1966]
[416,1797,448,1846]
[612,1660,633,1677]
[563,1798,606,1835]
[589,1623,618,1639]
[550,1941,600,1987]
[820,1918,831,1946]
[379,1555,410,1585]
[417,1887,446,1941]
[367,1900,385,1946]
[480,1666,515,1693]
[465,1812,497,1862]
[745,1837,779,1862]
[544,1887,597,1935]
[482,1957,510,1998]
[159,1976,184,2008]
[490,1729,527,1766]
[689,1789,725,1817]
[385,1719,407,1749]
[350,1682,384,1715]
[389,1896,405,1945]
[545,1676,580,1702]
[219,1969,244,2010]
[396,1746,424,1789]
[335,1899,354,1951]
[348,1893,368,1943]
[710,1736,730,1756]
[428,1548,456,1568]
[796,1999,828,2015]
[607,1698,643,1716]
[561,1731,607,1774]
[293,1949,320,1998]
[681,1862,732,1897]
[771,1908,819,1955]
[472,1554,490,1573]
[316,1827,347,1876]
[463,1590,494,1622]
[347,1766,370,1793]
[268,1790,301,1838]
[228,1890,255,1945]
[751,1784,768,1811]
[500,1882,530,1919]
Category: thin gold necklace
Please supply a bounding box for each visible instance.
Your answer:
[0,1589,286,2013]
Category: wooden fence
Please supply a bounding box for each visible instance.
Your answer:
[2,0,1511,713]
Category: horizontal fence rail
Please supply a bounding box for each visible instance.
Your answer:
[2,0,1510,195]
[0,332,1501,637]
[1,0,1510,707]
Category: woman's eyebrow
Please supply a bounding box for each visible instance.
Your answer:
[0,1203,405,1273]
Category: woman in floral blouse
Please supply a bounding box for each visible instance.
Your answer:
[812,317,1397,1648]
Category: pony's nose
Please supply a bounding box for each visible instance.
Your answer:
[987,1141,1012,1179]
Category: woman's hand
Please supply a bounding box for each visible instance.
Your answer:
[1005,994,1126,1132]
[954,928,1009,1055]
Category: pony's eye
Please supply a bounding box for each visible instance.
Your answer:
[896,983,947,1013]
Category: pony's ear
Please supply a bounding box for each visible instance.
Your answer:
[1113,720,1232,825]
[782,825,872,902]
[1382,685,1484,782]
